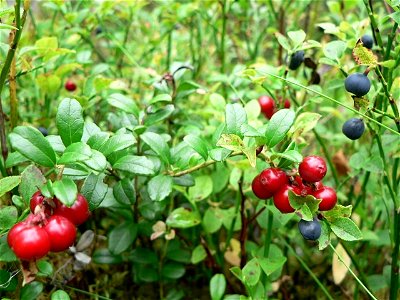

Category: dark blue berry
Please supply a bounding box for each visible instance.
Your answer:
[361,35,373,49]
[344,73,371,97]
[289,50,305,70]
[298,217,321,241]
[37,127,48,137]
[342,118,365,140]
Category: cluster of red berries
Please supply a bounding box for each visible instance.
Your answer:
[258,95,290,119]
[252,156,337,213]
[7,192,90,261]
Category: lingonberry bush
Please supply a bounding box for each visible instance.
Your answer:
[0,1,399,299]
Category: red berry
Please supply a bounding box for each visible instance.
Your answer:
[299,156,327,183]
[44,215,77,252]
[313,186,337,211]
[65,80,77,92]
[258,96,275,119]
[30,191,53,215]
[259,168,288,194]
[8,223,50,260]
[284,99,291,108]
[273,185,301,213]
[54,194,90,226]
[252,175,274,199]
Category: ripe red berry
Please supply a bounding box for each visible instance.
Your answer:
[252,175,274,199]
[44,215,77,252]
[30,191,53,216]
[8,223,50,260]
[54,194,90,226]
[259,168,288,194]
[313,186,337,211]
[284,99,291,108]
[299,156,327,183]
[273,184,301,213]
[65,80,77,92]
[258,96,275,119]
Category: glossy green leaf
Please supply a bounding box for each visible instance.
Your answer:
[19,165,46,205]
[9,126,56,167]
[225,103,247,138]
[209,148,232,161]
[191,245,207,264]
[166,207,201,228]
[108,222,138,255]
[53,178,78,207]
[141,132,170,164]
[148,174,173,201]
[323,40,347,61]
[92,248,123,264]
[0,269,18,291]
[5,152,29,168]
[318,221,331,250]
[203,208,223,234]
[149,93,172,104]
[108,93,139,116]
[37,260,54,277]
[289,112,321,138]
[184,134,209,160]
[51,290,70,300]
[188,175,213,201]
[81,173,108,210]
[113,178,135,205]
[0,176,21,198]
[258,256,287,276]
[86,132,110,151]
[113,155,155,175]
[20,282,43,300]
[99,133,136,157]
[161,262,186,279]
[265,109,296,148]
[58,142,92,165]
[56,98,84,147]
[288,30,306,48]
[210,274,226,300]
[145,104,175,125]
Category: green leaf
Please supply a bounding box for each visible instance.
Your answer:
[92,248,123,264]
[217,134,244,152]
[209,148,232,161]
[379,60,396,68]
[9,126,56,167]
[0,239,17,262]
[108,93,139,116]
[184,134,209,160]
[108,222,138,255]
[5,151,29,168]
[203,208,223,234]
[19,165,46,205]
[318,221,331,250]
[323,41,347,61]
[53,178,78,207]
[99,133,136,157]
[36,74,61,95]
[273,150,303,163]
[0,206,18,230]
[141,132,171,164]
[0,176,21,198]
[148,174,173,201]
[0,269,18,291]
[330,217,362,241]
[288,190,321,214]
[51,290,70,300]
[242,258,261,286]
[323,205,352,223]
[191,245,207,264]
[37,260,53,277]
[113,155,155,176]
[20,282,43,300]
[113,178,136,205]
[288,30,306,48]
[166,207,201,228]
[274,32,291,51]
[149,93,172,104]
[161,262,186,279]
[210,274,226,300]
[86,132,110,151]
[56,98,84,147]
[145,104,175,125]
[352,44,378,66]
[265,109,296,148]
[225,103,247,138]
[258,256,287,276]
[289,112,321,138]
[82,149,107,173]
[81,173,108,210]
[188,175,213,201]
[58,142,92,165]
[389,11,400,25]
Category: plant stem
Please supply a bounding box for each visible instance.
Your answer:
[329,243,378,300]
[390,209,400,300]
[238,176,247,268]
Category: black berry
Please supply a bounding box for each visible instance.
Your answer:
[342,118,365,140]
[298,217,321,241]
[288,50,305,70]
[344,73,371,97]
[361,35,373,49]
[37,127,48,137]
